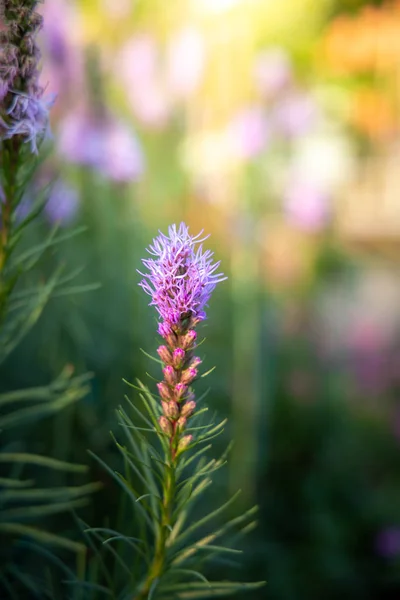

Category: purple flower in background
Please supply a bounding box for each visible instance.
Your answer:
[253,48,292,98]
[58,110,145,182]
[58,110,105,168]
[39,0,84,99]
[119,35,159,85]
[118,35,171,129]
[283,178,331,232]
[139,223,226,326]
[166,27,205,99]
[376,527,400,558]
[44,181,79,225]
[274,92,317,138]
[228,106,270,160]
[104,121,145,182]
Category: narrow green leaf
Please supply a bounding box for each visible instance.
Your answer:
[87,451,154,531]
[166,568,210,585]
[0,453,87,472]
[0,387,89,429]
[173,490,241,548]
[139,348,163,365]
[0,523,85,553]
[0,477,34,488]
[200,366,216,378]
[148,577,159,600]
[1,497,89,520]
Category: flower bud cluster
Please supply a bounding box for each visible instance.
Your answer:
[0,0,54,152]
[156,316,201,454]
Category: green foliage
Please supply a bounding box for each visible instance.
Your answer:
[78,379,265,599]
[0,137,98,596]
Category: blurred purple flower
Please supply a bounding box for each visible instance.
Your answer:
[283,178,331,231]
[228,106,270,160]
[105,122,145,182]
[119,35,159,84]
[376,527,400,558]
[274,92,317,138]
[118,35,171,129]
[128,82,171,129]
[253,48,292,98]
[45,181,79,225]
[39,0,84,100]
[58,110,145,182]
[14,195,32,223]
[166,27,205,99]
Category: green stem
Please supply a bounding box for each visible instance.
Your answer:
[134,432,177,600]
[0,139,20,320]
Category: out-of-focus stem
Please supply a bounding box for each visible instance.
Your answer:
[0,138,20,318]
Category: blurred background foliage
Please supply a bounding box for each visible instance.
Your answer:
[2,0,400,597]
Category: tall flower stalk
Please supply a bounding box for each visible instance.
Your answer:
[136,223,227,596]
[0,4,98,596]
[83,230,264,598]
[0,0,53,314]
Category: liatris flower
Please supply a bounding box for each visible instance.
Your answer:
[0,0,54,153]
[58,108,145,183]
[139,222,226,455]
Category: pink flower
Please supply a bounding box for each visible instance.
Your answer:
[228,106,270,160]
[253,48,292,98]
[274,93,317,138]
[283,178,331,231]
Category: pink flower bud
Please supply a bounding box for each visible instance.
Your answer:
[159,416,173,435]
[177,434,193,453]
[181,367,198,385]
[163,400,179,420]
[181,329,197,350]
[163,365,177,386]
[189,356,202,369]
[181,400,196,418]
[158,321,177,347]
[176,416,187,433]
[173,348,186,369]
[157,382,171,401]
[157,345,172,364]
[175,382,188,401]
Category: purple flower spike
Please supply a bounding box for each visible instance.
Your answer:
[139,222,226,327]
[140,224,225,455]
